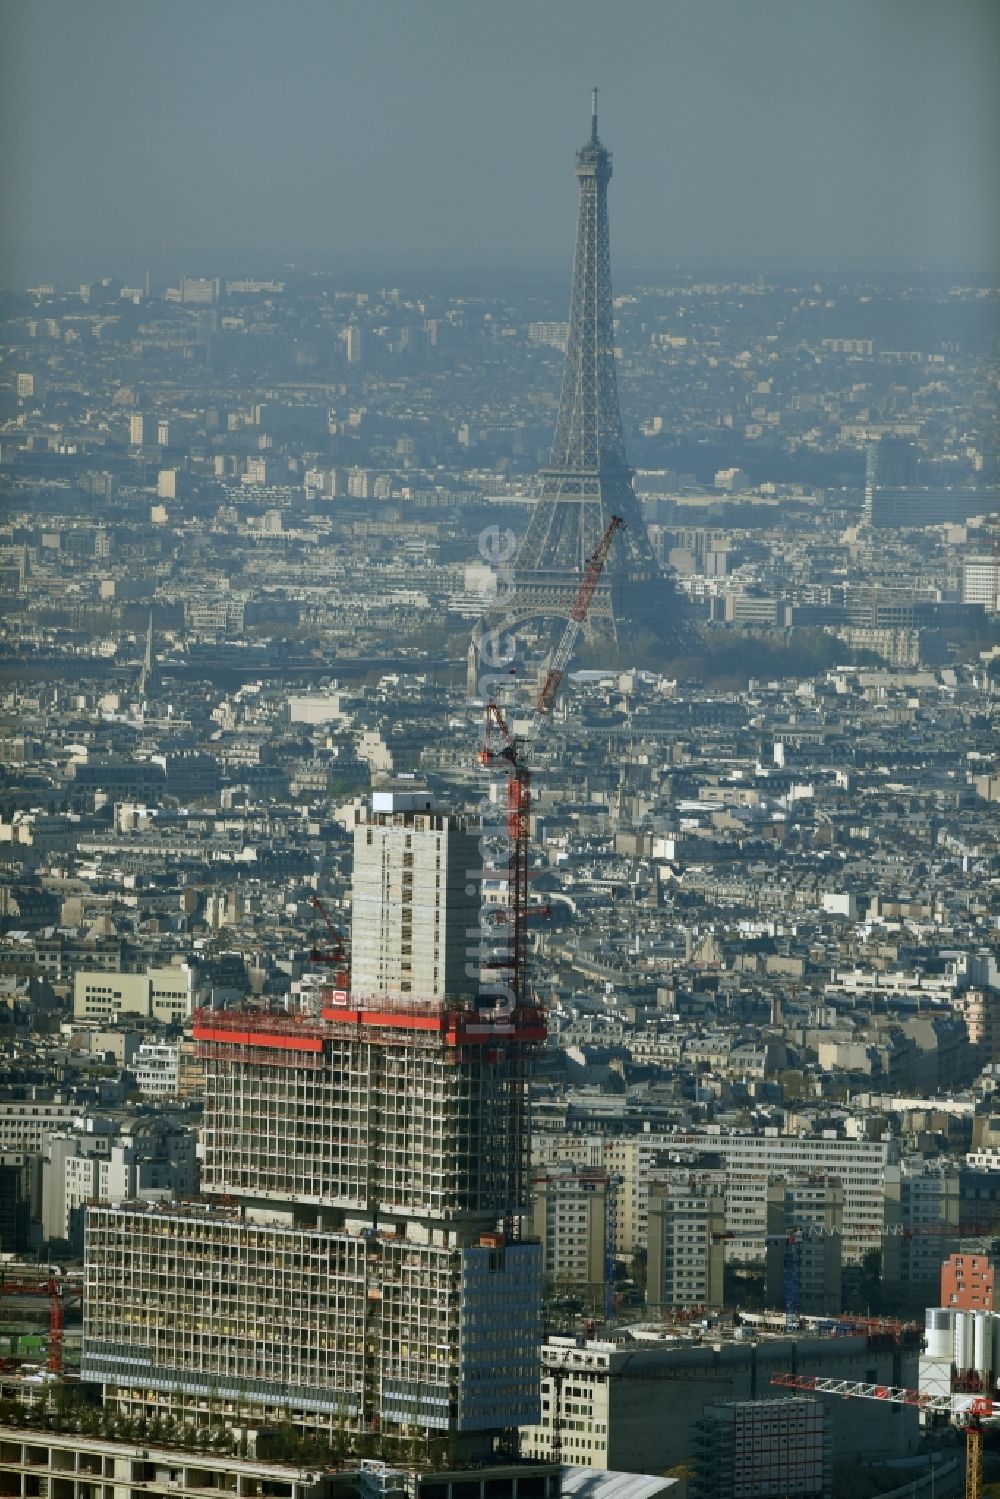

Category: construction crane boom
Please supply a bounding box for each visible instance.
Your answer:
[538,516,625,715]
[479,514,624,1014]
[771,1372,992,1417]
[771,1372,991,1499]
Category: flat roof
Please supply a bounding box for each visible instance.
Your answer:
[561,1468,678,1499]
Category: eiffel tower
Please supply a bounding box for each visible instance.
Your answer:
[481,92,689,649]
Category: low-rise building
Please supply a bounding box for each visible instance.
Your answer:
[519,1334,918,1471]
[73,964,193,1024]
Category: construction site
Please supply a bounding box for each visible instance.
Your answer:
[195,996,541,1234]
[83,849,549,1453]
[74,506,629,1464]
[0,1272,80,1378]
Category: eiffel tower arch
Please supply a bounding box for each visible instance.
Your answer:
[477,94,691,657]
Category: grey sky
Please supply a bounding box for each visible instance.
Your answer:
[1,0,998,285]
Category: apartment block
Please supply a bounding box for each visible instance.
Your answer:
[46,1122,198,1248]
[0,1153,34,1253]
[882,1160,961,1294]
[646,1171,726,1312]
[350,793,480,1002]
[84,1204,540,1440]
[133,1040,181,1097]
[764,1177,843,1318]
[668,1132,898,1264]
[197,1008,531,1230]
[536,1131,897,1265]
[941,1250,995,1310]
[0,1101,80,1154]
[531,1164,609,1299]
[73,965,193,1024]
[83,793,551,1467]
[962,555,1000,611]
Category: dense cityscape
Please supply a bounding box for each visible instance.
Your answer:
[1,20,999,1499]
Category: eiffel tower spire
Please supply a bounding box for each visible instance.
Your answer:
[547,87,628,484]
[486,96,688,646]
[138,609,154,698]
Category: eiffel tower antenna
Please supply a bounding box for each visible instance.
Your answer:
[479,94,690,651]
[138,609,154,698]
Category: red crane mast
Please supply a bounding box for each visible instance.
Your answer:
[308,893,345,962]
[0,1276,76,1374]
[538,517,625,715]
[479,515,625,1014]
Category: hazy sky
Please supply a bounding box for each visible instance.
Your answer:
[1,0,998,285]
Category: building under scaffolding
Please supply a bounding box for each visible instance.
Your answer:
[83,795,548,1463]
[196,1001,538,1230]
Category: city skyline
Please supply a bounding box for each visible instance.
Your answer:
[1,18,1000,1490]
[1,0,999,287]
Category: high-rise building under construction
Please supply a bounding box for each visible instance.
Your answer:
[83,789,547,1466]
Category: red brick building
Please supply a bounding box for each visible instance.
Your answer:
[941,1251,995,1310]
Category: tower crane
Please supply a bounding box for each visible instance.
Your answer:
[771,1372,991,1499]
[0,1274,81,1375]
[479,516,623,1247]
[306,893,350,1004]
[537,516,626,714]
[782,1227,803,1332]
[479,515,625,1014]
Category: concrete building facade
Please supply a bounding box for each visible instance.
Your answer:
[73,964,193,1024]
[646,1172,726,1313]
[532,1164,609,1301]
[519,1335,918,1473]
[765,1177,843,1318]
[941,1250,995,1311]
[350,794,481,1003]
[692,1398,830,1499]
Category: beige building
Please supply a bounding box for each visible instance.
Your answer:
[646,1171,726,1313]
[350,791,480,1003]
[0,1101,81,1154]
[532,1163,610,1302]
[532,1136,669,1256]
[73,965,193,1024]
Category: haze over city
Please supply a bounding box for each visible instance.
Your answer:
[2,0,999,286]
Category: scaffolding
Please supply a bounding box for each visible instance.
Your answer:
[84,1203,542,1443]
[193,1007,543,1227]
